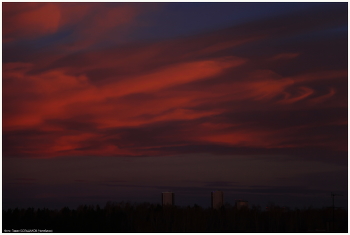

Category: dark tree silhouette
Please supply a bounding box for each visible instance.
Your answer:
[2,202,348,232]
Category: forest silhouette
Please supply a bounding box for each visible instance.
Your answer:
[3,202,347,232]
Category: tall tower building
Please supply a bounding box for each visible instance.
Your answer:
[162,192,174,206]
[211,191,224,209]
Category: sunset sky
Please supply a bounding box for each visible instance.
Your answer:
[2,2,348,209]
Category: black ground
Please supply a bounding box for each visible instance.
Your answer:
[3,202,348,232]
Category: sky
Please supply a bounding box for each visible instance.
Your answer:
[2,2,348,210]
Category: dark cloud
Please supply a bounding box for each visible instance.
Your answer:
[45,117,99,132]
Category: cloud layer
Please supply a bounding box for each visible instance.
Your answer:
[3,3,347,162]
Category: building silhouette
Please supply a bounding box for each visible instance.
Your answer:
[235,199,248,210]
[162,192,174,206]
[211,191,224,209]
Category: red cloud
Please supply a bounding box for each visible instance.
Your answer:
[308,87,336,104]
[3,3,144,46]
[2,5,347,159]
[4,58,346,158]
[3,56,245,130]
[3,55,248,158]
[278,86,314,104]
[3,3,63,42]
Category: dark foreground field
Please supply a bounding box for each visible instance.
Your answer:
[3,202,348,232]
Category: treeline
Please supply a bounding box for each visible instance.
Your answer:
[3,202,348,232]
